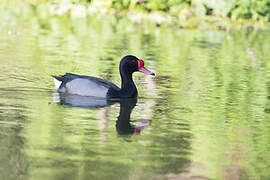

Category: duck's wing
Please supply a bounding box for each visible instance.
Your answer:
[65,73,120,90]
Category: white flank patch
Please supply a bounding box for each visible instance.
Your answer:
[65,79,108,98]
[54,78,62,89]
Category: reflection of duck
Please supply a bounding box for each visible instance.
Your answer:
[53,94,150,134]
[116,98,135,135]
[53,93,116,108]
[116,98,150,135]
[52,55,155,98]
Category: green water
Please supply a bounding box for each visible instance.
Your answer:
[0,16,270,180]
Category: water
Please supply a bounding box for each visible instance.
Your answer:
[0,16,270,180]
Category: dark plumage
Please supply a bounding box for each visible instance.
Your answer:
[52,55,155,98]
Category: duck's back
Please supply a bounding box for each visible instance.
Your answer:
[53,73,120,98]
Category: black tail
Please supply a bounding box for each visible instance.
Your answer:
[52,75,65,82]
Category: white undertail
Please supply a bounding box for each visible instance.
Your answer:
[54,78,62,89]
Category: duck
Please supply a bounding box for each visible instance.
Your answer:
[52,55,155,98]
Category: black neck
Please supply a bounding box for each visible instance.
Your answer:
[119,70,137,98]
[107,68,138,98]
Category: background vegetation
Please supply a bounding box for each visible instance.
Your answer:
[1,0,270,29]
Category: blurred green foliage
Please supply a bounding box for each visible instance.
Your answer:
[1,0,270,21]
[108,0,270,21]
[1,0,270,30]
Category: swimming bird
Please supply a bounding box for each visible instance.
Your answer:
[52,55,155,98]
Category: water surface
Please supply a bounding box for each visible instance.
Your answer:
[0,16,270,180]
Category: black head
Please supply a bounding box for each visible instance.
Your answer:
[119,55,140,74]
[119,55,155,76]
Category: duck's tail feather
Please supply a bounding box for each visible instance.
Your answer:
[52,75,64,89]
